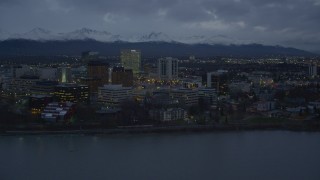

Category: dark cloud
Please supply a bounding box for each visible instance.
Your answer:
[0,0,319,52]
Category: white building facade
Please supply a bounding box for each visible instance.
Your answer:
[157,57,178,80]
[98,84,132,106]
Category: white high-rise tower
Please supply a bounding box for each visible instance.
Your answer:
[157,57,178,80]
[309,63,318,78]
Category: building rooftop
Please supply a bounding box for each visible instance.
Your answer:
[100,84,132,90]
[20,75,40,79]
[87,60,108,66]
[36,81,59,86]
[56,83,88,88]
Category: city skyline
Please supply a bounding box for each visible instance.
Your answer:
[1,1,320,180]
[0,0,320,52]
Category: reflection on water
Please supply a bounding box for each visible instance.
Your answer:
[1,131,320,180]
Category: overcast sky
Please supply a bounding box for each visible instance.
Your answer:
[0,0,320,52]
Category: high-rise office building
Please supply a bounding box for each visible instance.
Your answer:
[120,49,141,74]
[207,72,229,95]
[309,63,318,78]
[157,57,178,80]
[57,67,72,83]
[111,67,133,87]
[86,60,109,93]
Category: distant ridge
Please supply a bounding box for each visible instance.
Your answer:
[0,39,315,57]
[0,27,245,44]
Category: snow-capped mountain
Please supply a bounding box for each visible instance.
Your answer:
[9,28,58,41]
[0,27,247,45]
[135,32,173,42]
[0,29,314,57]
[177,34,251,45]
[4,27,123,42]
[198,35,234,45]
[61,28,122,42]
[176,35,207,44]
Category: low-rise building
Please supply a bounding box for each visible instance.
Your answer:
[256,101,275,112]
[149,108,186,121]
[309,101,320,110]
[38,67,57,81]
[31,81,58,95]
[171,88,199,106]
[181,76,202,89]
[98,84,132,106]
[229,82,251,93]
[29,95,53,115]
[41,102,75,122]
[286,106,307,115]
[198,88,217,105]
[54,83,89,103]
[9,75,40,96]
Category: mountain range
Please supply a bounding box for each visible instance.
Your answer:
[0,28,316,57]
[0,27,250,45]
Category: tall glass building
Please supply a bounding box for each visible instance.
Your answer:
[120,49,141,75]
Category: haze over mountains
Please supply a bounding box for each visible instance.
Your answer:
[0,27,250,45]
[0,28,316,57]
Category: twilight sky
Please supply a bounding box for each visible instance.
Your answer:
[0,0,320,52]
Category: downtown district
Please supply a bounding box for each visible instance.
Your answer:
[0,51,320,131]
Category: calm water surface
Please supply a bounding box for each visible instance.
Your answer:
[1,131,320,180]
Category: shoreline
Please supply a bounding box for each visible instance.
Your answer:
[2,123,320,136]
